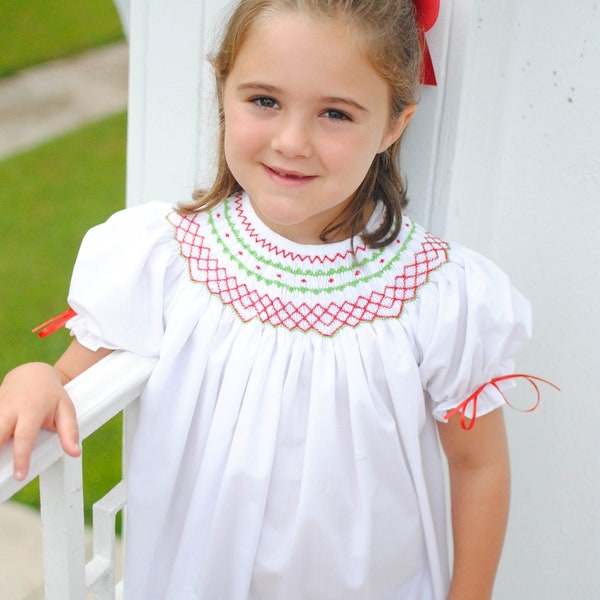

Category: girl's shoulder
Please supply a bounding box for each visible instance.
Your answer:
[401,215,531,349]
[77,200,186,272]
[90,200,177,237]
[67,200,190,355]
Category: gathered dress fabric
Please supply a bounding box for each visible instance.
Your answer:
[66,192,531,600]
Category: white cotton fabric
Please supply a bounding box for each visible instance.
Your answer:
[67,194,531,600]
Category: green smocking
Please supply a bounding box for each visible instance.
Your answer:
[204,200,418,295]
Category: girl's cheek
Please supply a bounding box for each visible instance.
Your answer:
[227,112,264,141]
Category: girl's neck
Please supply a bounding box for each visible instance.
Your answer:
[248,195,375,245]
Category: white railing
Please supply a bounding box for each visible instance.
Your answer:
[0,351,156,599]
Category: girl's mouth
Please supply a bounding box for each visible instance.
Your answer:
[264,165,315,181]
[275,170,303,179]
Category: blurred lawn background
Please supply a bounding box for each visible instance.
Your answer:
[0,0,127,525]
[0,0,124,76]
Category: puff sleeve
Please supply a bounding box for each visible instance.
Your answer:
[415,244,532,423]
[65,202,182,356]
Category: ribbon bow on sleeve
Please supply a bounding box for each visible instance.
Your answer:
[413,0,440,86]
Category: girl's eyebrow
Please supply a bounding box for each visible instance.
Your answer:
[321,96,369,113]
[236,81,281,94]
[236,81,369,113]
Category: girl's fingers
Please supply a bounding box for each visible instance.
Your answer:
[55,396,81,457]
[12,418,44,481]
[0,362,83,480]
[7,393,79,480]
[0,415,15,448]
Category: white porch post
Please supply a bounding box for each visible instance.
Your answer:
[39,456,87,599]
[125,0,231,209]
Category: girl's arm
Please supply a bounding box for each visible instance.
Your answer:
[437,408,510,600]
[0,339,112,481]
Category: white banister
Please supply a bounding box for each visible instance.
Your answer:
[39,454,87,598]
[0,351,156,599]
[86,481,127,597]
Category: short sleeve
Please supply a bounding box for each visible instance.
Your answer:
[415,244,532,422]
[66,201,182,356]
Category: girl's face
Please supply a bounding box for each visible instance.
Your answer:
[222,11,415,244]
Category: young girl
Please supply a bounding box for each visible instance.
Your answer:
[0,0,536,598]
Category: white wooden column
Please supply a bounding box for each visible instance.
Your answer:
[403,0,516,237]
[125,0,231,208]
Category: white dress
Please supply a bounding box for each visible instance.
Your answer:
[66,192,531,600]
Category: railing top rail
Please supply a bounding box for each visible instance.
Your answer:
[0,351,156,502]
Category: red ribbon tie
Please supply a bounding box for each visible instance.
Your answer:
[444,374,560,431]
[32,307,77,338]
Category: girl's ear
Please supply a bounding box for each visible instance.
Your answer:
[378,103,418,153]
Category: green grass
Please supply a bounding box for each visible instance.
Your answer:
[0,0,124,77]
[0,112,127,524]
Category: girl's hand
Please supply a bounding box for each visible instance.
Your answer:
[0,339,112,482]
[0,362,80,481]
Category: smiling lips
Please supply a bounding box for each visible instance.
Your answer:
[264,165,317,185]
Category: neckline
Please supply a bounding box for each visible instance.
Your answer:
[235,191,386,261]
[167,195,451,336]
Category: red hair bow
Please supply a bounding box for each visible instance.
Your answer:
[413,0,439,86]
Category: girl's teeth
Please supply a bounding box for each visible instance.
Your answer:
[275,169,302,178]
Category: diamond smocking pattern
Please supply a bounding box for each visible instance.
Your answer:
[168,196,449,336]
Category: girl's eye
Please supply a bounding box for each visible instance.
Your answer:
[322,109,351,121]
[251,96,279,109]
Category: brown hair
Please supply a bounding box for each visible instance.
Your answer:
[182,0,422,247]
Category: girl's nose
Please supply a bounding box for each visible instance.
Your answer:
[270,115,314,159]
